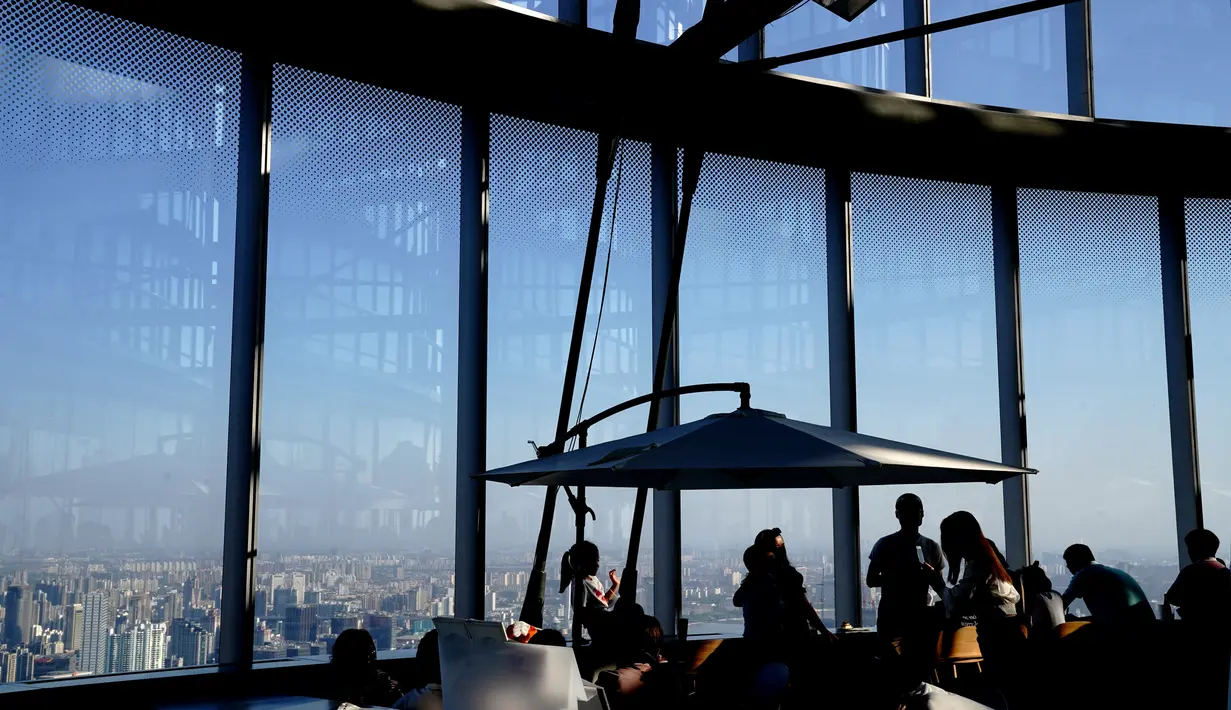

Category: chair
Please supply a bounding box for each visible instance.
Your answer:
[932,625,983,682]
[1054,620,1091,639]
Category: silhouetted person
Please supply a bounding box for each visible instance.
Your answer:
[867,493,944,649]
[1061,543,1154,626]
[1020,561,1064,632]
[1165,528,1231,628]
[734,544,784,644]
[925,511,1021,675]
[753,528,833,640]
[394,629,442,710]
[560,540,620,642]
[331,628,403,709]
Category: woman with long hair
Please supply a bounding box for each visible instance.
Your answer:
[752,528,831,640]
[926,511,1023,683]
[560,540,620,643]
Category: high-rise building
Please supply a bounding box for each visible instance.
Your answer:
[330,615,359,635]
[253,589,268,619]
[82,592,114,676]
[182,577,196,617]
[34,582,64,606]
[14,648,34,682]
[168,619,209,667]
[3,585,32,648]
[63,604,84,652]
[284,604,318,643]
[364,612,393,651]
[0,650,16,683]
[106,623,167,674]
[272,586,299,618]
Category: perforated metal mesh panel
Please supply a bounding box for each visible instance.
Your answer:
[850,173,1003,547]
[261,66,461,552]
[486,116,654,617]
[0,0,240,182]
[1186,199,1231,305]
[0,0,240,657]
[1019,190,1162,304]
[680,153,830,568]
[1017,189,1174,570]
[1185,199,1231,532]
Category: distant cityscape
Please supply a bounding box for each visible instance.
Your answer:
[0,544,1180,683]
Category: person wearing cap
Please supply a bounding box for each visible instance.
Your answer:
[867,493,944,664]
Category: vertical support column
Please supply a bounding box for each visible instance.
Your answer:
[219,53,273,671]
[993,185,1031,569]
[455,107,490,621]
[558,0,586,26]
[904,0,931,97]
[1159,194,1202,561]
[826,169,860,627]
[651,143,682,635]
[1064,0,1094,117]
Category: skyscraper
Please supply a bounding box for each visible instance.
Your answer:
[253,589,268,619]
[14,648,34,681]
[64,603,84,652]
[284,604,318,643]
[106,623,166,674]
[272,586,299,618]
[364,612,393,651]
[182,577,196,617]
[82,592,114,675]
[0,650,16,683]
[168,619,209,667]
[3,585,32,648]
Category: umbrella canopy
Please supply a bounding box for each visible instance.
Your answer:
[478,408,1035,490]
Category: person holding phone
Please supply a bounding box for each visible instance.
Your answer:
[867,494,944,661]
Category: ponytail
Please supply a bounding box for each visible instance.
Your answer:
[559,550,574,594]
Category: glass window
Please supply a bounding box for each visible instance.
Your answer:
[1185,199,1231,549]
[1018,189,1176,612]
[1091,0,1231,126]
[930,1,1067,112]
[851,174,1005,626]
[589,0,706,44]
[679,154,831,630]
[0,1,238,674]
[505,0,560,17]
[262,66,461,653]
[765,1,905,91]
[487,117,654,635]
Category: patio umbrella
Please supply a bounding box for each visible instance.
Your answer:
[477,407,1035,490]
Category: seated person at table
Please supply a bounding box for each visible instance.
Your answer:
[1020,561,1065,633]
[1164,528,1231,628]
[867,493,944,649]
[393,630,443,710]
[1061,544,1155,626]
[607,615,680,710]
[332,628,404,709]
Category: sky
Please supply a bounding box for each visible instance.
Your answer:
[0,0,1229,576]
